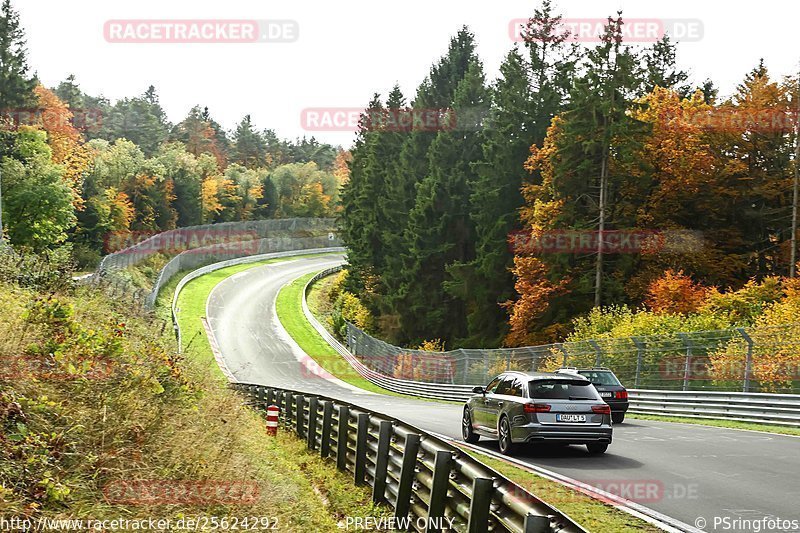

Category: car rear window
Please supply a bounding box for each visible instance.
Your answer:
[579,371,621,386]
[529,379,599,400]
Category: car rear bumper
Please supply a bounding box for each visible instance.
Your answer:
[606,400,629,413]
[513,424,613,444]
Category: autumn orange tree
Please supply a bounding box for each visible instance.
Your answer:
[33,85,91,208]
[645,269,708,314]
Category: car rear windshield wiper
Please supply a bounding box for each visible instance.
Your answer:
[569,396,594,400]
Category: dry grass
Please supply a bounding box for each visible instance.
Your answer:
[0,267,384,529]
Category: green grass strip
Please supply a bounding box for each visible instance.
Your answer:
[628,413,800,437]
[275,273,401,395]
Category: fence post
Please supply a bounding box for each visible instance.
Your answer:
[336,405,349,472]
[266,387,274,408]
[677,333,692,391]
[394,433,420,521]
[427,450,454,533]
[256,387,265,411]
[372,420,393,504]
[354,413,370,485]
[737,328,754,393]
[632,337,645,388]
[285,391,294,429]
[307,396,319,450]
[295,394,305,438]
[588,339,603,367]
[321,400,333,458]
[559,344,569,367]
[467,477,494,533]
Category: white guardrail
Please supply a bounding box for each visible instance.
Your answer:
[303,267,800,428]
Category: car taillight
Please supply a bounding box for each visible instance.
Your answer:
[615,390,628,400]
[592,404,611,415]
[523,403,551,413]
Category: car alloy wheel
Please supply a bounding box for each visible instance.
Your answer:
[498,417,515,455]
[462,409,479,443]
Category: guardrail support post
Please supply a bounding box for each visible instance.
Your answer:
[295,394,305,438]
[307,396,319,450]
[321,400,333,458]
[256,387,265,411]
[394,433,420,521]
[523,513,550,533]
[427,450,453,533]
[354,413,370,485]
[372,420,393,504]
[632,337,645,388]
[467,477,494,533]
[737,328,754,392]
[336,405,349,472]
[285,391,293,429]
[266,388,274,408]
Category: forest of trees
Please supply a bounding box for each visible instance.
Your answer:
[339,1,800,349]
[0,0,348,266]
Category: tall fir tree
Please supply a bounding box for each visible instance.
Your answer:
[0,0,36,110]
[399,60,489,344]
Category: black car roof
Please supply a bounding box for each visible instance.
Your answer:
[499,370,590,381]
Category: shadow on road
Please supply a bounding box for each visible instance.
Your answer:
[475,441,645,470]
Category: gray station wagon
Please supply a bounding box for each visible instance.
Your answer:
[462,371,613,455]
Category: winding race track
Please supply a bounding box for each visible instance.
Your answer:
[205,254,800,531]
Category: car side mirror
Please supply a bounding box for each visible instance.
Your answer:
[472,386,485,394]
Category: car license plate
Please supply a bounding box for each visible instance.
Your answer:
[600,392,613,398]
[556,414,586,422]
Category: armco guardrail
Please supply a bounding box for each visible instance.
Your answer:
[627,389,800,428]
[304,267,800,427]
[233,382,586,533]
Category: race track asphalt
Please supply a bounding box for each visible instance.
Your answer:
[205,254,800,531]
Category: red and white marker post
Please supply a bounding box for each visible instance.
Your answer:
[266,405,280,436]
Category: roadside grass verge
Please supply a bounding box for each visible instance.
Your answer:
[275,272,391,395]
[0,252,383,528]
[628,413,800,437]
[456,446,663,533]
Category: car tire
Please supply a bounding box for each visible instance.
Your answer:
[462,408,479,444]
[612,412,625,424]
[498,416,517,455]
[587,443,609,455]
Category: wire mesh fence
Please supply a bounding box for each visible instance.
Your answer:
[97,218,336,272]
[86,218,340,310]
[344,322,800,393]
